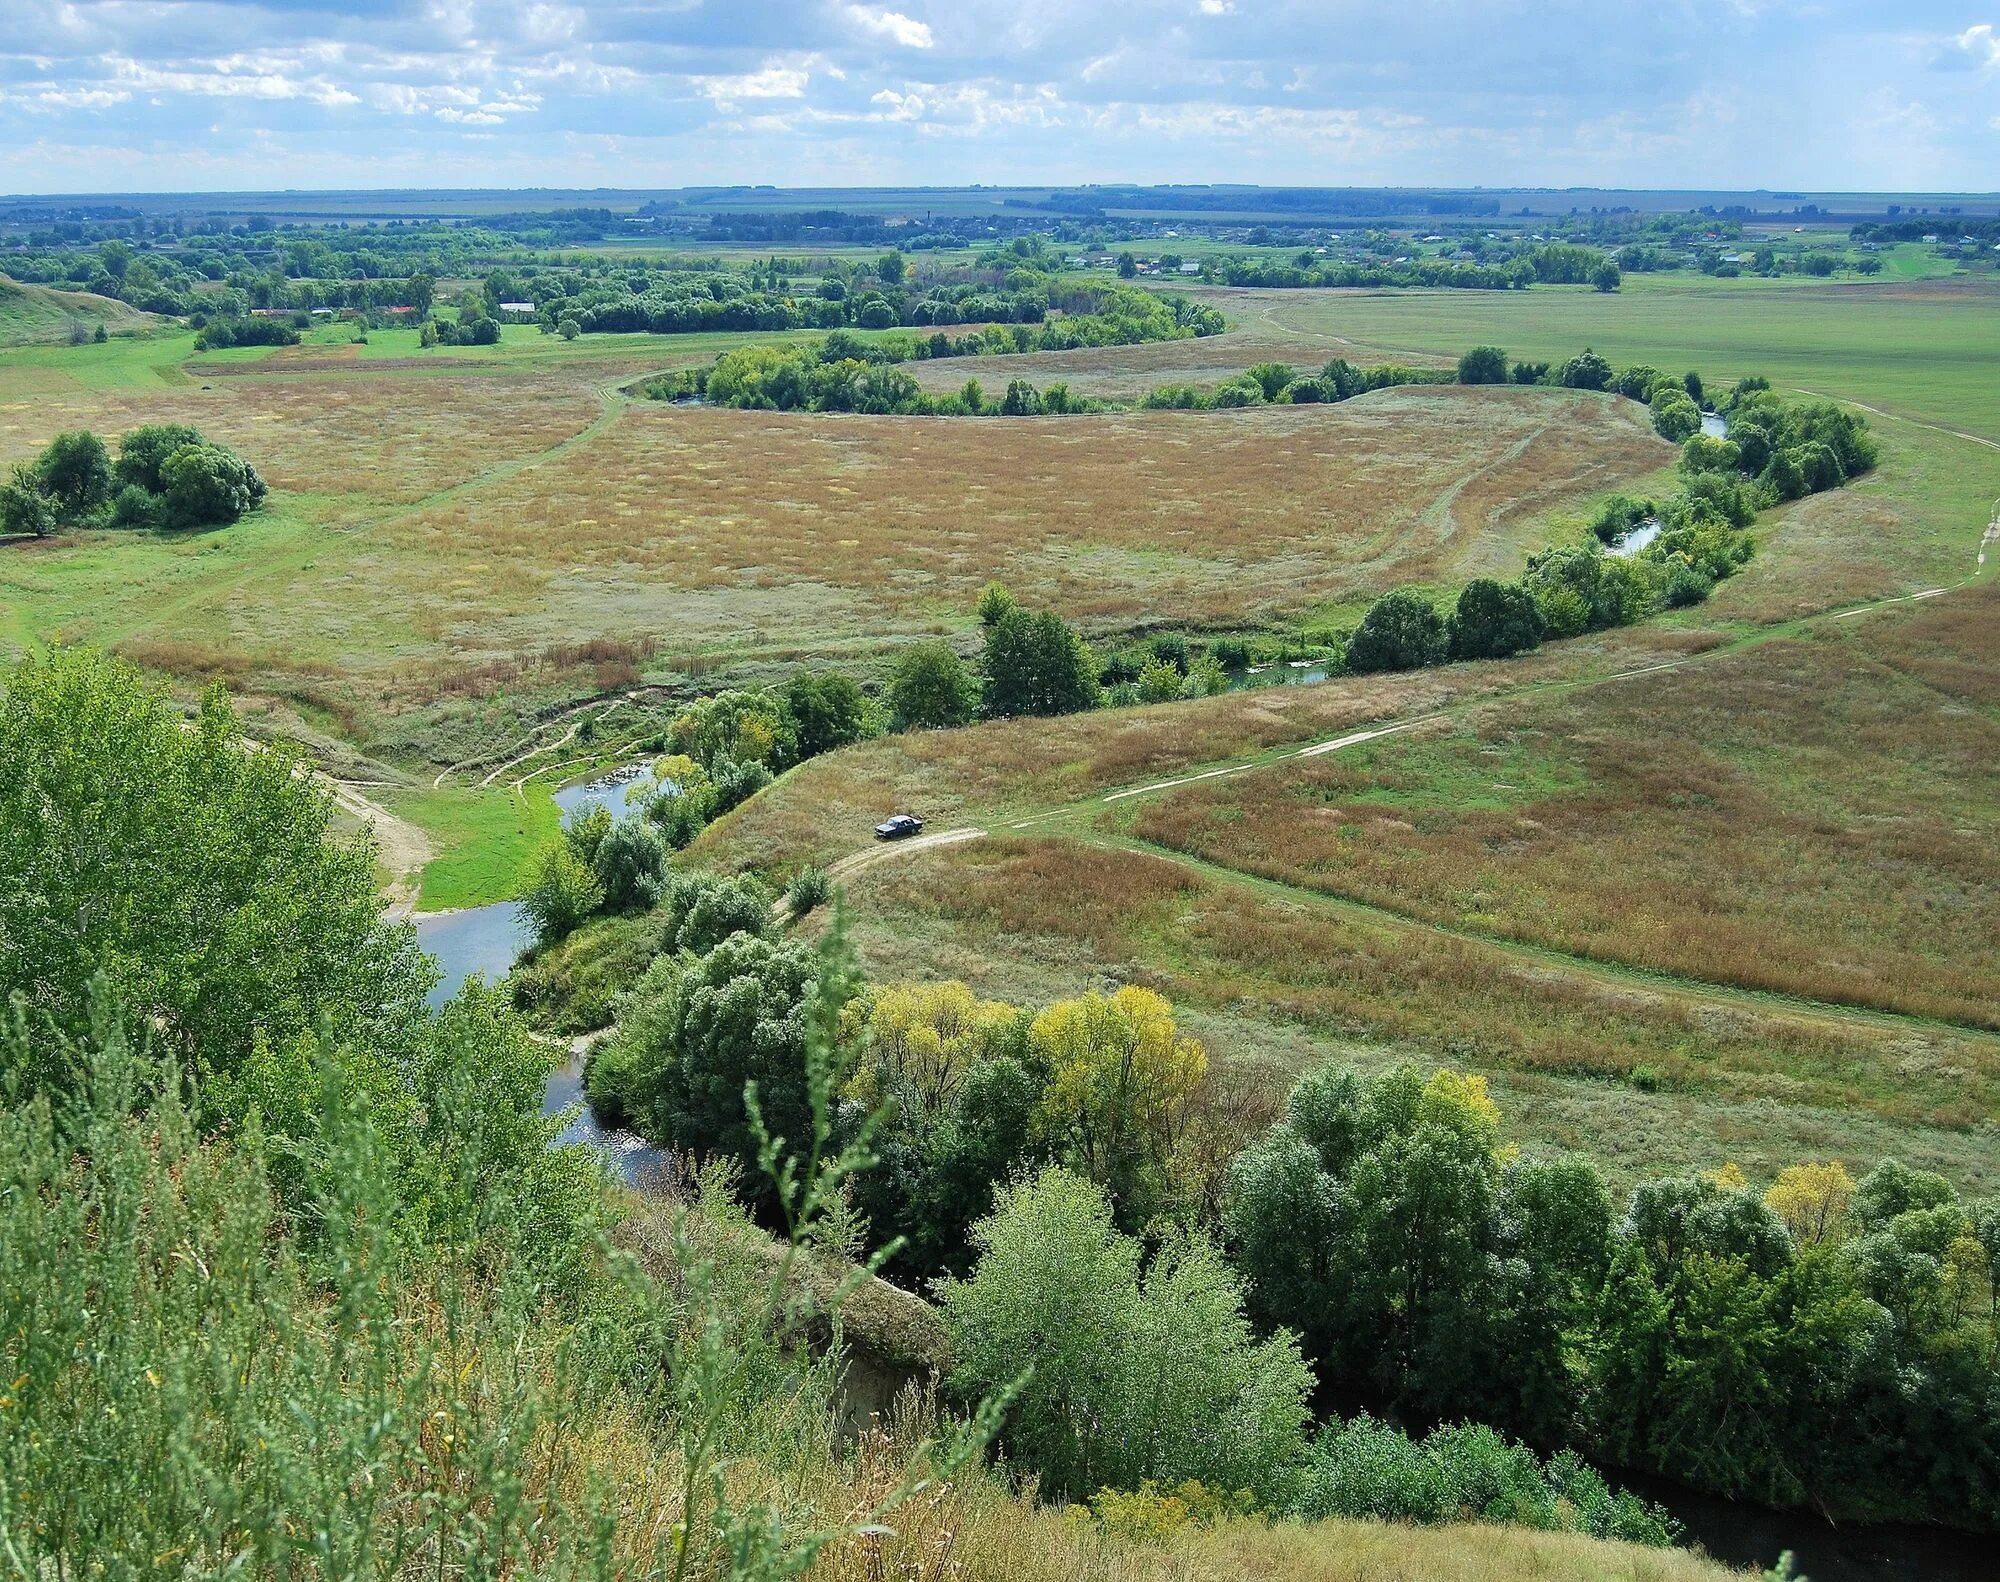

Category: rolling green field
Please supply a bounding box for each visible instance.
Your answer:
[1230,271,2000,438]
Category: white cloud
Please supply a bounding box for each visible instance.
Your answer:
[1198,0,1231,15]
[1955,23,2000,68]
[845,5,933,49]
[32,87,131,111]
[108,56,361,108]
[871,87,925,119]
[689,62,812,110]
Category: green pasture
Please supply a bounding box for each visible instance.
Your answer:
[1253,270,2000,439]
[380,784,561,911]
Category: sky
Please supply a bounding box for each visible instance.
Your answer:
[2,1,1998,195]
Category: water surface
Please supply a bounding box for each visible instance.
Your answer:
[414,900,663,1185]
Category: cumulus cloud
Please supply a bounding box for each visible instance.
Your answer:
[845,5,933,48]
[689,62,813,109]
[1943,23,2000,69]
[0,0,1994,190]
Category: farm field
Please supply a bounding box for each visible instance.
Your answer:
[1227,271,2000,439]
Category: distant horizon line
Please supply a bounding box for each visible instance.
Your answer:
[6,182,2000,202]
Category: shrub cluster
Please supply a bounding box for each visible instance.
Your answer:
[1,423,266,536]
[191,313,301,349]
[640,288,1219,412]
[1227,1062,2000,1528]
[1140,356,1455,410]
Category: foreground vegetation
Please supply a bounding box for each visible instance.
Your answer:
[1,649,1756,1578]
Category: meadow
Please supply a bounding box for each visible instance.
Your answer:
[5,265,1996,1197]
[832,833,2000,1194]
[0,323,1668,724]
[1127,582,2000,1029]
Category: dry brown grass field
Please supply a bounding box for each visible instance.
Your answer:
[0,344,1668,706]
[379,384,1665,658]
[831,834,1999,1192]
[691,623,1716,872]
[1127,582,2000,1029]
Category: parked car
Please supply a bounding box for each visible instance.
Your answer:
[874,813,925,841]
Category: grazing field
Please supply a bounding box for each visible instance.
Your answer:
[0,353,1669,706]
[1127,582,2000,1029]
[691,620,1712,871]
[0,275,161,345]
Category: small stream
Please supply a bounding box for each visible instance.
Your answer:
[414,769,664,1185]
[1619,1472,1994,1582]
[1226,659,1332,691]
[551,761,655,824]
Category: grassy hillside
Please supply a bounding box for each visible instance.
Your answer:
[0,274,159,345]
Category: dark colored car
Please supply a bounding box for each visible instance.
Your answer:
[874,813,926,841]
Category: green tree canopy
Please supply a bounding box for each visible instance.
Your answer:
[981,607,1100,718]
[1449,578,1543,661]
[1456,346,1509,385]
[1346,588,1448,673]
[782,670,871,759]
[941,1166,1311,1503]
[0,648,432,1082]
[888,640,975,729]
[34,431,113,520]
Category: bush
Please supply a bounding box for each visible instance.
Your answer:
[0,465,58,538]
[591,818,667,913]
[1243,362,1297,401]
[785,865,831,918]
[889,641,975,729]
[982,607,1099,718]
[782,670,871,759]
[1346,589,1448,673]
[158,441,267,529]
[650,931,833,1181]
[1650,388,1702,443]
[115,424,203,493]
[1558,348,1612,391]
[1456,346,1509,385]
[940,1167,1312,1504]
[1136,658,1185,703]
[666,870,773,954]
[34,431,113,518]
[1662,563,1716,608]
[520,839,605,946]
[1290,1417,1676,1545]
[1449,579,1542,661]
[109,482,159,529]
